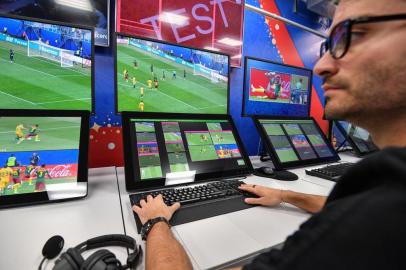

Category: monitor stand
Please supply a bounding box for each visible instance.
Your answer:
[254,168,298,181]
[255,154,299,181]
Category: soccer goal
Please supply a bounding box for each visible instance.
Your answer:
[193,64,219,83]
[27,40,74,68]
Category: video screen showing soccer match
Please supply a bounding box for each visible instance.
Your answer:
[131,119,245,181]
[0,16,93,110]
[259,119,334,164]
[0,116,81,196]
[116,35,229,114]
[244,58,312,117]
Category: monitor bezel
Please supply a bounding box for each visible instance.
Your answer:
[0,13,95,113]
[122,111,253,192]
[253,116,340,170]
[114,32,231,115]
[242,56,313,117]
[333,120,378,157]
[0,109,90,208]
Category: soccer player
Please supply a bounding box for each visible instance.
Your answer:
[123,68,127,79]
[35,164,51,192]
[183,69,186,78]
[15,124,26,144]
[218,146,225,158]
[162,71,166,81]
[150,64,154,74]
[172,70,177,79]
[139,100,145,112]
[11,166,22,193]
[9,49,14,63]
[133,59,138,68]
[25,124,40,141]
[147,79,153,89]
[24,164,35,185]
[0,165,13,194]
[125,71,129,83]
[30,153,40,166]
[132,77,137,88]
[140,86,144,98]
[154,78,159,89]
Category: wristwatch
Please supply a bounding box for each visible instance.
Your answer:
[140,217,170,241]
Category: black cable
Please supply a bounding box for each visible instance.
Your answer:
[38,257,46,270]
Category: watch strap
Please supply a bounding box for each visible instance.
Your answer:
[141,217,170,241]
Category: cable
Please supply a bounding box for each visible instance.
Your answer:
[38,257,46,270]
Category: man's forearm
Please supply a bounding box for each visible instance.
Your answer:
[146,222,193,270]
[282,191,326,213]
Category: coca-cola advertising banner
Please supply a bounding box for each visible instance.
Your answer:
[116,0,245,66]
[26,164,78,179]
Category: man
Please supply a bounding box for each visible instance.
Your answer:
[138,100,145,112]
[132,1,406,269]
[25,124,40,141]
[132,77,137,89]
[147,79,152,89]
[15,123,26,144]
[0,165,13,194]
[30,153,40,166]
[35,164,51,192]
[6,154,17,167]
[9,49,14,63]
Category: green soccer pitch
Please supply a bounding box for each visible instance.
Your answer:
[0,40,91,110]
[188,145,218,162]
[210,131,237,145]
[0,117,81,153]
[140,166,162,180]
[185,132,213,146]
[117,43,228,113]
[1,177,76,196]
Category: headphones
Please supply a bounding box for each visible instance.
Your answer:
[52,234,142,270]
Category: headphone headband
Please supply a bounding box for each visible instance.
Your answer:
[76,234,136,252]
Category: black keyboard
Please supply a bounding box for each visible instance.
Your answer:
[305,162,354,182]
[130,179,258,232]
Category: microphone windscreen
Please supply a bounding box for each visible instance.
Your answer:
[42,235,64,259]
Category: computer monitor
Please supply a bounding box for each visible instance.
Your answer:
[0,14,94,111]
[115,34,230,114]
[253,117,339,170]
[122,112,253,191]
[0,0,110,46]
[334,121,378,156]
[0,109,90,208]
[243,57,312,117]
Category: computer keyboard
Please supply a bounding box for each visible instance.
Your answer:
[130,179,258,231]
[305,162,354,182]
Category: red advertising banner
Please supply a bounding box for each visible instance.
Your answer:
[116,0,245,66]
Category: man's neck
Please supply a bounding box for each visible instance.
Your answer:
[353,112,406,149]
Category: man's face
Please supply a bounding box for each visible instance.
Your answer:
[314,0,406,124]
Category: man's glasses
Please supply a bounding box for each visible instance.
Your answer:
[320,14,406,59]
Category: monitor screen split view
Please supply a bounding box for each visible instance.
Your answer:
[0,15,94,111]
[116,34,229,114]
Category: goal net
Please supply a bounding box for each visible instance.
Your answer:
[27,40,74,68]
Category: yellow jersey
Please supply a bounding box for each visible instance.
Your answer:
[139,102,145,111]
[16,124,24,136]
[0,167,12,183]
[147,80,152,88]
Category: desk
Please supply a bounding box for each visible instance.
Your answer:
[0,167,127,270]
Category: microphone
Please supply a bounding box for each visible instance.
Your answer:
[38,235,64,270]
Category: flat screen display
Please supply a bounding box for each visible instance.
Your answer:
[0,110,89,208]
[0,0,109,46]
[116,34,229,114]
[254,118,339,169]
[336,121,378,156]
[122,112,252,191]
[0,15,93,111]
[243,57,312,117]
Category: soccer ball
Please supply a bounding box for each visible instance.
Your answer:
[28,137,32,140]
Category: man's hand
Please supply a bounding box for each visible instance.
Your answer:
[132,195,180,225]
[239,184,283,206]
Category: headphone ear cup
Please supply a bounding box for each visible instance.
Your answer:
[53,248,84,270]
[81,249,118,270]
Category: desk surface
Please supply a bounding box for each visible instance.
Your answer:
[118,153,359,269]
[0,167,127,270]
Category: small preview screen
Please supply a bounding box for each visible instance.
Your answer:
[338,121,378,154]
[244,58,312,117]
[130,118,247,182]
[0,116,81,196]
[259,119,335,164]
[116,35,229,114]
[0,16,93,110]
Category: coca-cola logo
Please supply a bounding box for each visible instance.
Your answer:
[48,165,73,178]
